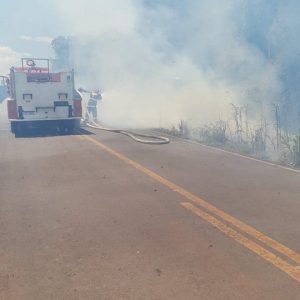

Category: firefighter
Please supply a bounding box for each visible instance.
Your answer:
[79,88,102,124]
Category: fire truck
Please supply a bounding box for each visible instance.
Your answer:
[5,58,82,136]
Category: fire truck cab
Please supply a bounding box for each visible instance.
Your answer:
[6,58,82,136]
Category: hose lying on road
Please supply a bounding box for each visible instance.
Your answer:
[86,121,170,145]
[77,90,170,145]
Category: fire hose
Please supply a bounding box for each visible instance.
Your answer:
[77,90,170,145]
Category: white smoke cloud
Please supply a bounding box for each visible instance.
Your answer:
[0,47,17,123]
[20,35,53,44]
[0,46,26,75]
[0,46,30,124]
[54,0,137,36]
[52,0,284,129]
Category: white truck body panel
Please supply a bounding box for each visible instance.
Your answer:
[14,72,74,120]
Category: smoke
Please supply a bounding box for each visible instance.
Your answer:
[52,0,299,129]
[20,35,53,44]
[0,47,28,125]
[0,46,26,75]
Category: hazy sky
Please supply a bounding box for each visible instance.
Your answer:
[1,0,299,129]
[0,1,61,56]
[0,0,138,73]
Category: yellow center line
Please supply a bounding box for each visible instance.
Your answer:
[181,202,300,283]
[80,135,300,281]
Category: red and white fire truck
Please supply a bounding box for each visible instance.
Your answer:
[6,58,82,136]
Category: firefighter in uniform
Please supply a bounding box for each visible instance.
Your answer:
[79,88,102,124]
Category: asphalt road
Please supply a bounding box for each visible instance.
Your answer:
[1,122,300,299]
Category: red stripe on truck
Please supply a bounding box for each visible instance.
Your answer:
[7,100,18,119]
[73,99,82,117]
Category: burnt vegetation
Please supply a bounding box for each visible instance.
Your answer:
[161,103,300,168]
